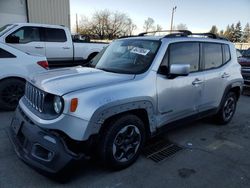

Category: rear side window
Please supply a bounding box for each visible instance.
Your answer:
[203,43,222,70]
[45,28,67,42]
[169,42,199,72]
[222,44,231,63]
[0,48,16,58]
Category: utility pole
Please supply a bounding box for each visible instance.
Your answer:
[170,6,177,32]
[76,13,79,33]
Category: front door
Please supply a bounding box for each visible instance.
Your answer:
[5,26,45,56]
[156,42,204,127]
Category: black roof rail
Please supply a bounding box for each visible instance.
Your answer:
[164,32,229,41]
[118,35,138,39]
[119,31,229,41]
[138,30,192,36]
[191,32,228,41]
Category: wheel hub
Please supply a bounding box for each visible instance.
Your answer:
[112,125,141,162]
[223,97,235,121]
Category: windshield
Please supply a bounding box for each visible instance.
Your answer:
[90,39,160,74]
[0,24,17,37]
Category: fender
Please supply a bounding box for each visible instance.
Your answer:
[86,99,157,136]
[217,80,243,112]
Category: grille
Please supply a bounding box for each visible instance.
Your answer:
[143,138,183,163]
[24,82,46,112]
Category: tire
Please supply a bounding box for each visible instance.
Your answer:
[214,92,237,125]
[99,114,146,170]
[0,78,25,111]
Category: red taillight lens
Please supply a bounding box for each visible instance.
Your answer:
[37,61,49,69]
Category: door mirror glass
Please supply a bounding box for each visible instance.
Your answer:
[6,35,20,43]
[169,64,190,76]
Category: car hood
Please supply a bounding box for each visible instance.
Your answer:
[28,67,135,96]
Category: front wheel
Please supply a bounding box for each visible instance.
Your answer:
[214,92,237,125]
[0,78,25,111]
[99,114,146,170]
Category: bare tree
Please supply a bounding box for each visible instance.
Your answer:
[176,23,188,30]
[143,17,155,32]
[125,18,137,36]
[156,24,163,32]
[78,15,92,35]
[106,11,131,39]
[78,10,136,39]
[92,10,111,39]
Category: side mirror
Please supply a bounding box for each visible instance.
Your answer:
[5,35,20,44]
[169,64,190,76]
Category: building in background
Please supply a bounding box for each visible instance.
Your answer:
[0,0,70,28]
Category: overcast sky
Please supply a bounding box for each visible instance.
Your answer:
[70,0,250,33]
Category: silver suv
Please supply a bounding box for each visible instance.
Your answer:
[9,30,243,174]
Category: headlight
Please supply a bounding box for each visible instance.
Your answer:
[53,96,63,114]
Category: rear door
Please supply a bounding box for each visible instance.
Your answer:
[44,28,73,66]
[199,43,229,111]
[5,26,45,56]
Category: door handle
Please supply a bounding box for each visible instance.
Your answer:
[221,72,230,78]
[62,47,70,49]
[192,78,204,85]
[35,46,44,49]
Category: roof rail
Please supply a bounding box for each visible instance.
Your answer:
[119,31,228,41]
[191,33,228,41]
[138,30,192,36]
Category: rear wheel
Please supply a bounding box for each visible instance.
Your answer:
[99,114,146,170]
[0,78,25,111]
[215,92,237,125]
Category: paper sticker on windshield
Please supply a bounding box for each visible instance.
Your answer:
[131,47,150,56]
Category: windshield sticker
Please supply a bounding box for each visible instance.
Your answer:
[131,47,150,56]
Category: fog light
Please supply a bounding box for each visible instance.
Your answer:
[31,144,54,162]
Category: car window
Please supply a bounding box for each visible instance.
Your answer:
[45,28,67,42]
[0,48,16,58]
[169,42,199,72]
[203,43,222,69]
[7,27,41,43]
[223,44,231,63]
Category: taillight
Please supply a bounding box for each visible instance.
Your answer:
[37,61,49,69]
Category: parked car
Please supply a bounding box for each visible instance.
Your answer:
[0,23,108,67]
[0,43,48,110]
[238,48,250,87]
[9,30,243,174]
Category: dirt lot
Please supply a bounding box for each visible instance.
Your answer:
[0,94,250,188]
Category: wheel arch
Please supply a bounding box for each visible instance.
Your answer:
[90,100,157,139]
[87,52,98,61]
[0,76,26,83]
[218,82,242,112]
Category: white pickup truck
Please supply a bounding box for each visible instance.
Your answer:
[0,23,108,67]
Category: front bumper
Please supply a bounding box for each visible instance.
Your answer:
[8,107,85,174]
